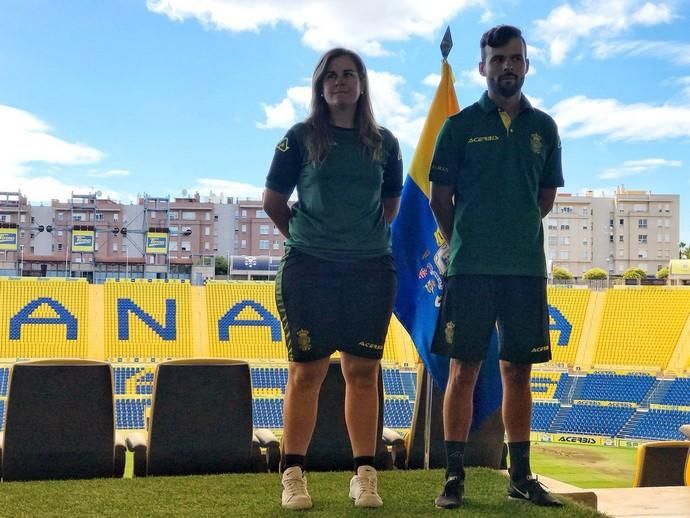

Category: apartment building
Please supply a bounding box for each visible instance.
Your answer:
[546,186,679,277]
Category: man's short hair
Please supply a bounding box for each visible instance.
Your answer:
[480,25,526,61]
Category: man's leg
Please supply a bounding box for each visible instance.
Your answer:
[501,360,562,507]
[435,358,481,508]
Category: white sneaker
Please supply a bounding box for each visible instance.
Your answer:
[281,466,312,510]
[349,465,383,508]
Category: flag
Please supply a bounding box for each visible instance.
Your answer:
[391,58,458,390]
[391,49,503,442]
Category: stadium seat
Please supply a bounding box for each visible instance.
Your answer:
[632,440,690,487]
[283,359,393,471]
[125,359,277,476]
[0,359,125,481]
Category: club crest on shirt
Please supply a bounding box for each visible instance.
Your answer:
[444,321,455,345]
[276,137,290,152]
[530,133,543,154]
[296,328,312,351]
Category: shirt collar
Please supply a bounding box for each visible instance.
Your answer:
[478,91,534,114]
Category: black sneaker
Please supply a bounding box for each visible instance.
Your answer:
[508,476,563,507]
[434,475,464,509]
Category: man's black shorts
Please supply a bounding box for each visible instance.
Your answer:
[275,248,396,362]
[431,274,551,364]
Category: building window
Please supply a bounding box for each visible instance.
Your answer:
[259,240,269,250]
[638,250,647,259]
[241,224,247,232]
[241,210,247,218]
[205,212,211,221]
[113,213,119,221]
[619,235,624,243]
[273,225,280,235]
[241,239,247,249]
[560,206,572,214]
[95,212,104,221]
[204,242,210,250]
[560,220,569,230]
[31,216,35,224]
[182,211,195,220]
[273,241,280,250]
[181,241,191,251]
[259,225,269,235]
[204,226,210,236]
[638,219,647,228]
[559,236,569,245]
[169,241,178,252]
[633,204,647,213]
[113,243,118,252]
[548,236,558,246]
[559,250,569,260]
[638,235,647,244]
[619,218,624,225]
[256,210,268,218]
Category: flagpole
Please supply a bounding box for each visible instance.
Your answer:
[424,26,453,471]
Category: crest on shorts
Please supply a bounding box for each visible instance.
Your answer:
[296,328,311,351]
[276,137,289,153]
[530,133,543,154]
[444,321,455,345]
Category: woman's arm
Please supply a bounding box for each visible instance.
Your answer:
[262,188,292,238]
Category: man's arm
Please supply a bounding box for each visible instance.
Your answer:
[429,182,455,243]
[538,187,557,218]
[383,196,401,224]
[262,188,292,238]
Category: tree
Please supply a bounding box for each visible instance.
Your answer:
[622,267,646,280]
[552,266,573,280]
[215,255,228,276]
[583,267,607,280]
[655,266,669,280]
[680,242,689,259]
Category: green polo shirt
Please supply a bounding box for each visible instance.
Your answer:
[266,122,403,261]
[429,92,563,277]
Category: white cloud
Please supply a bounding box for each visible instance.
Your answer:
[592,40,690,66]
[600,158,682,179]
[550,95,690,141]
[147,0,485,55]
[533,0,675,65]
[459,68,485,89]
[0,104,117,202]
[189,178,265,200]
[423,73,442,87]
[87,169,131,178]
[257,86,311,129]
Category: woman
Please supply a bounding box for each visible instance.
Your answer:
[263,47,403,510]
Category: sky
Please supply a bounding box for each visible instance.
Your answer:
[2,0,690,242]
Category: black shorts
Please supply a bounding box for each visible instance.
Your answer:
[275,248,396,362]
[431,274,551,364]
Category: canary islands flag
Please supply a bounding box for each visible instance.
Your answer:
[391,53,503,444]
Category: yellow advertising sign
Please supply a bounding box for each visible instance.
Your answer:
[146,232,168,254]
[0,229,18,251]
[72,230,95,252]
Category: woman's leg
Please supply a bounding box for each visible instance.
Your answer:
[340,352,380,458]
[282,357,330,456]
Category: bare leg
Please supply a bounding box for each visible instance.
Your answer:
[500,360,532,442]
[282,357,330,455]
[341,352,380,457]
[443,359,482,441]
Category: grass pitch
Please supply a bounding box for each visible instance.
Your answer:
[0,468,604,517]
[531,442,637,488]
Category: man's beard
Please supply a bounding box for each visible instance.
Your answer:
[491,74,524,97]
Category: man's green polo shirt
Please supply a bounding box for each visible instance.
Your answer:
[429,92,564,277]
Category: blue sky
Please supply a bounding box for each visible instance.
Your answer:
[2,0,690,242]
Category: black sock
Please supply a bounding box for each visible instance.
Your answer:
[444,441,466,480]
[508,441,531,482]
[283,454,306,472]
[353,456,376,472]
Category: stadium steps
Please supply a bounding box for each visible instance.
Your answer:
[555,374,580,404]
[643,378,672,406]
[548,404,572,433]
[617,409,647,438]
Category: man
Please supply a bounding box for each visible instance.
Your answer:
[429,25,564,508]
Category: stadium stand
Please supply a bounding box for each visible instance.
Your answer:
[593,288,690,369]
[1,359,125,481]
[572,372,655,403]
[0,277,90,358]
[547,286,591,366]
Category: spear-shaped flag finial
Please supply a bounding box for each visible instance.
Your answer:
[440,26,453,60]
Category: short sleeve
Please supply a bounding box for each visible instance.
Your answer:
[429,117,463,185]
[265,127,303,195]
[381,131,403,198]
[539,116,564,188]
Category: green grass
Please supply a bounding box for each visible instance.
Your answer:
[531,442,637,488]
[0,468,604,517]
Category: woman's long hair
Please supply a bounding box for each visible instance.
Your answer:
[305,48,383,167]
